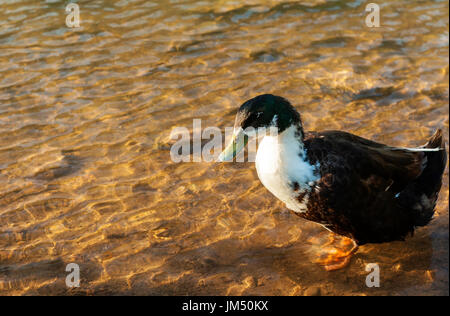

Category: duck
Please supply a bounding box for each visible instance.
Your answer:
[218,94,447,267]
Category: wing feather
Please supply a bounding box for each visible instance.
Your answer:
[304,131,425,193]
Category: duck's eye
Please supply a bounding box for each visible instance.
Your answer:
[250,112,264,121]
[244,112,261,127]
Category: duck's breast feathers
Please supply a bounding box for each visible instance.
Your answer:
[303,130,426,193]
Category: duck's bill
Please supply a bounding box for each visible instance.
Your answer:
[217,128,248,162]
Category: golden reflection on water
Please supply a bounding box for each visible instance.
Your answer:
[0,0,448,295]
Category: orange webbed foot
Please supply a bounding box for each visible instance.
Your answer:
[308,234,359,271]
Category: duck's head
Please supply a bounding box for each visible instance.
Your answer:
[218,94,302,162]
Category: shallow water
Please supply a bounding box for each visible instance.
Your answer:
[0,0,448,295]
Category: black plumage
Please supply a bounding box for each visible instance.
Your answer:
[298,128,446,245]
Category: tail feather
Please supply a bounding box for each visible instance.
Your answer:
[410,129,447,226]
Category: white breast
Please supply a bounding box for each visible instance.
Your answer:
[255,125,320,213]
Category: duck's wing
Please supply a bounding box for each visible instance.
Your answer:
[303,130,425,194]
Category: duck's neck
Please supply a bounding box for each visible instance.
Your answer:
[276,122,305,151]
[256,122,319,213]
[256,122,306,174]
